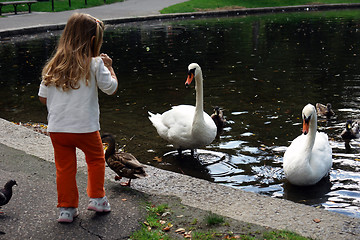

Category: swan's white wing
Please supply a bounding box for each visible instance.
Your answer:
[148,105,195,148]
[310,132,332,177]
[162,105,195,145]
[149,105,216,149]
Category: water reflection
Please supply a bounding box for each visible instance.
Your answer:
[283,177,332,205]
[1,10,360,218]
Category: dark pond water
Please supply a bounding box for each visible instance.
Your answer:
[1,10,360,218]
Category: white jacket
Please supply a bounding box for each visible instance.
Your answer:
[38,57,118,133]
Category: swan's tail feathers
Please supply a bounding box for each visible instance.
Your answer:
[148,111,161,123]
[148,111,168,137]
[148,111,155,119]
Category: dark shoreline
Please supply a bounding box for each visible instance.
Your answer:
[1,3,360,38]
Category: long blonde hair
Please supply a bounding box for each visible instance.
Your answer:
[42,13,105,91]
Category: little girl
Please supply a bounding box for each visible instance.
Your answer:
[38,13,118,223]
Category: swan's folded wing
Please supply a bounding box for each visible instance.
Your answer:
[311,132,333,174]
[161,105,194,138]
[313,132,331,153]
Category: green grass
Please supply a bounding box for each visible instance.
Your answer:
[130,203,311,240]
[146,203,168,215]
[263,230,312,240]
[2,0,359,15]
[0,0,124,14]
[130,203,171,240]
[191,230,224,240]
[205,212,225,226]
[190,229,310,240]
[161,0,360,13]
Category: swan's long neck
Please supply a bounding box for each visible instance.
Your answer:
[193,71,204,124]
[304,115,317,162]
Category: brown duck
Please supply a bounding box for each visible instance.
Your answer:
[211,106,226,137]
[316,103,335,119]
[341,120,360,150]
[101,134,147,186]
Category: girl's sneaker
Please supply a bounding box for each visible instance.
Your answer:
[87,196,111,212]
[57,207,79,223]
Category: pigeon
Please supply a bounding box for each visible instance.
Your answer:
[0,180,17,213]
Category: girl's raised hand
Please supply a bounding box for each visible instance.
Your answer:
[100,53,118,87]
[100,53,112,68]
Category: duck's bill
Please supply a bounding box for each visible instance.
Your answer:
[103,143,109,154]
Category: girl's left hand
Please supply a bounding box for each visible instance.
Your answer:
[100,53,112,68]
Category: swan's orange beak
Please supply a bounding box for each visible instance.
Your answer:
[185,73,194,87]
[302,119,310,135]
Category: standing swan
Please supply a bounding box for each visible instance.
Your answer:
[148,63,217,155]
[283,104,332,186]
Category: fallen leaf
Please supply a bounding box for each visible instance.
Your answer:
[175,228,186,233]
[162,226,171,232]
[177,215,184,218]
[162,211,171,217]
[121,198,127,201]
[184,231,192,238]
[159,220,166,225]
[313,218,321,223]
[153,156,163,162]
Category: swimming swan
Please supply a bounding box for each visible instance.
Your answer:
[283,104,332,186]
[148,63,217,155]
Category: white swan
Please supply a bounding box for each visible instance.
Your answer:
[148,63,217,155]
[283,104,332,186]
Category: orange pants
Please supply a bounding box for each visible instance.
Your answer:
[50,131,105,208]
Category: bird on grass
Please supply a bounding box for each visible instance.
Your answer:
[211,106,226,137]
[316,103,335,119]
[101,134,147,187]
[0,180,17,213]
